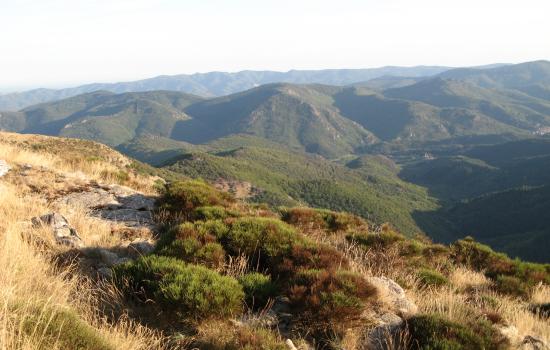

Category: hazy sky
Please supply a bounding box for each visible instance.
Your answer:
[1,0,549,90]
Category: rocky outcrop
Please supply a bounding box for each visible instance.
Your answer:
[56,183,156,228]
[31,213,83,248]
[0,160,11,177]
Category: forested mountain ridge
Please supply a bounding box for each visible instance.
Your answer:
[0,65,452,111]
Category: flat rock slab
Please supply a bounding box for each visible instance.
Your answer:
[55,183,156,228]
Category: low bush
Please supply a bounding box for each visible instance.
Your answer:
[404,314,506,350]
[157,238,226,268]
[277,242,349,276]
[418,268,449,287]
[451,238,550,297]
[193,206,240,221]
[160,264,244,318]
[493,275,528,297]
[281,207,366,232]
[346,230,404,249]
[113,255,187,296]
[115,256,243,319]
[238,272,278,308]
[222,217,302,262]
[159,180,233,218]
[288,269,377,325]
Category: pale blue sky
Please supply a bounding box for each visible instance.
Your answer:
[1,0,549,90]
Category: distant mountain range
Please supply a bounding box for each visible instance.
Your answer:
[2,60,550,262]
[0,66,455,111]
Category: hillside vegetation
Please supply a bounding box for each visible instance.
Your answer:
[0,132,548,349]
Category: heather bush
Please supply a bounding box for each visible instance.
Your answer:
[346,230,404,249]
[194,206,240,221]
[288,269,377,325]
[113,255,187,296]
[277,242,349,276]
[281,207,366,232]
[238,272,278,307]
[159,264,244,318]
[222,217,303,261]
[115,256,243,319]
[159,180,233,218]
[404,314,507,350]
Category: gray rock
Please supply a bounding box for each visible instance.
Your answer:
[367,312,404,350]
[31,213,83,248]
[0,160,11,177]
[98,249,119,267]
[96,209,153,227]
[369,276,417,316]
[97,267,113,279]
[114,257,132,265]
[127,240,155,257]
[58,188,120,210]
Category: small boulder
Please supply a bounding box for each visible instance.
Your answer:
[367,312,404,350]
[369,276,417,316]
[0,160,11,177]
[97,267,113,279]
[98,249,120,267]
[127,240,155,258]
[31,213,83,248]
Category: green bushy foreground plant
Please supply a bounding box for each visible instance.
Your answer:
[238,272,278,308]
[111,180,549,348]
[114,255,243,319]
[403,314,507,350]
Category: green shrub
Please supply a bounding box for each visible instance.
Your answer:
[21,306,114,350]
[193,206,240,221]
[288,269,377,325]
[281,207,327,230]
[281,207,366,232]
[494,275,528,297]
[346,230,404,249]
[115,256,243,318]
[404,314,506,350]
[158,238,226,268]
[418,269,449,287]
[451,238,514,277]
[238,272,278,307]
[277,242,349,276]
[160,264,244,318]
[222,217,302,260]
[451,238,550,297]
[113,255,187,296]
[160,180,233,217]
[156,220,229,253]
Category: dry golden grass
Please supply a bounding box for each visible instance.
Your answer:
[0,132,156,194]
[0,137,166,349]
